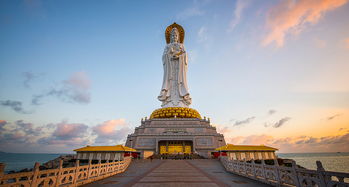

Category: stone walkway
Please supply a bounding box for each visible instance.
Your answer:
[84,159,270,187]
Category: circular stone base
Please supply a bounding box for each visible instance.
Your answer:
[150,107,201,119]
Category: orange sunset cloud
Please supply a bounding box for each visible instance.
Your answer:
[263,0,348,47]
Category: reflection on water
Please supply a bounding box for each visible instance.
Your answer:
[277,152,349,173]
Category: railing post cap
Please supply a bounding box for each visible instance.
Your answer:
[316,160,325,171]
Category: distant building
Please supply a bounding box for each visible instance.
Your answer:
[74,145,137,161]
[214,144,278,160]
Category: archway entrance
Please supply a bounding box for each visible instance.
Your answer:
[158,140,192,154]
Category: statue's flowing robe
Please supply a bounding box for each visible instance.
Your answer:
[158,42,191,107]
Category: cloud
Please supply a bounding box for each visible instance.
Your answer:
[0,120,7,131]
[39,122,90,146]
[197,26,208,43]
[273,117,291,128]
[0,118,129,153]
[227,133,349,153]
[176,0,211,20]
[93,119,131,144]
[233,116,255,126]
[53,122,88,139]
[327,113,342,121]
[262,0,348,47]
[0,120,86,147]
[0,120,44,144]
[214,124,232,134]
[268,109,276,115]
[0,100,31,114]
[176,7,204,20]
[229,134,274,145]
[227,0,249,32]
[32,72,91,105]
[22,72,41,88]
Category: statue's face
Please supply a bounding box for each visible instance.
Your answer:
[170,28,179,43]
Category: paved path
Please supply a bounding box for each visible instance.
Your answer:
[84,159,270,187]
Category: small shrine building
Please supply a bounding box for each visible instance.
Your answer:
[214,144,278,160]
[74,145,137,161]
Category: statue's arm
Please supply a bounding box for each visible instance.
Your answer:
[180,44,188,65]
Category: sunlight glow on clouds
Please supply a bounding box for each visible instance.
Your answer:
[0,119,130,153]
[227,132,349,153]
[262,0,348,47]
[92,119,132,145]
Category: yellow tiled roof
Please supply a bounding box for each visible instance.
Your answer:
[74,145,136,152]
[215,144,278,151]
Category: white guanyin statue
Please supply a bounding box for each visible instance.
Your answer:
[158,23,192,108]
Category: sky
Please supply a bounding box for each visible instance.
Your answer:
[0,0,349,153]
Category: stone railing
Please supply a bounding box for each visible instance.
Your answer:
[220,156,349,187]
[0,157,131,187]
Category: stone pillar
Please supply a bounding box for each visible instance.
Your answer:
[237,152,241,160]
[291,160,301,186]
[97,160,102,176]
[55,160,63,187]
[272,152,276,159]
[166,141,169,152]
[317,161,329,186]
[73,160,80,185]
[30,162,40,187]
[246,152,250,160]
[182,141,185,152]
[0,163,5,184]
[254,152,258,160]
[261,152,265,160]
[86,159,92,179]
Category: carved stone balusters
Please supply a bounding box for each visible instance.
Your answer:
[243,158,247,176]
[251,159,257,180]
[73,160,80,185]
[106,160,110,174]
[97,160,101,177]
[260,160,267,183]
[291,160,301,187]
[273,158,281,187]
[86,159,92,180]
[55,159,63,187]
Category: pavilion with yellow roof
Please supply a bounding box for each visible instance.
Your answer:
[214,144,278,160]
[74,145,138,161]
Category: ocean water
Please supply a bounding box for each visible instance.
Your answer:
[0,153,62,173]
[277,152,349,173]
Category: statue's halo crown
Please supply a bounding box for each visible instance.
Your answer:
[165,22,185,44]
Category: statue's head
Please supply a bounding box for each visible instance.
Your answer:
[170,28,179,43]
